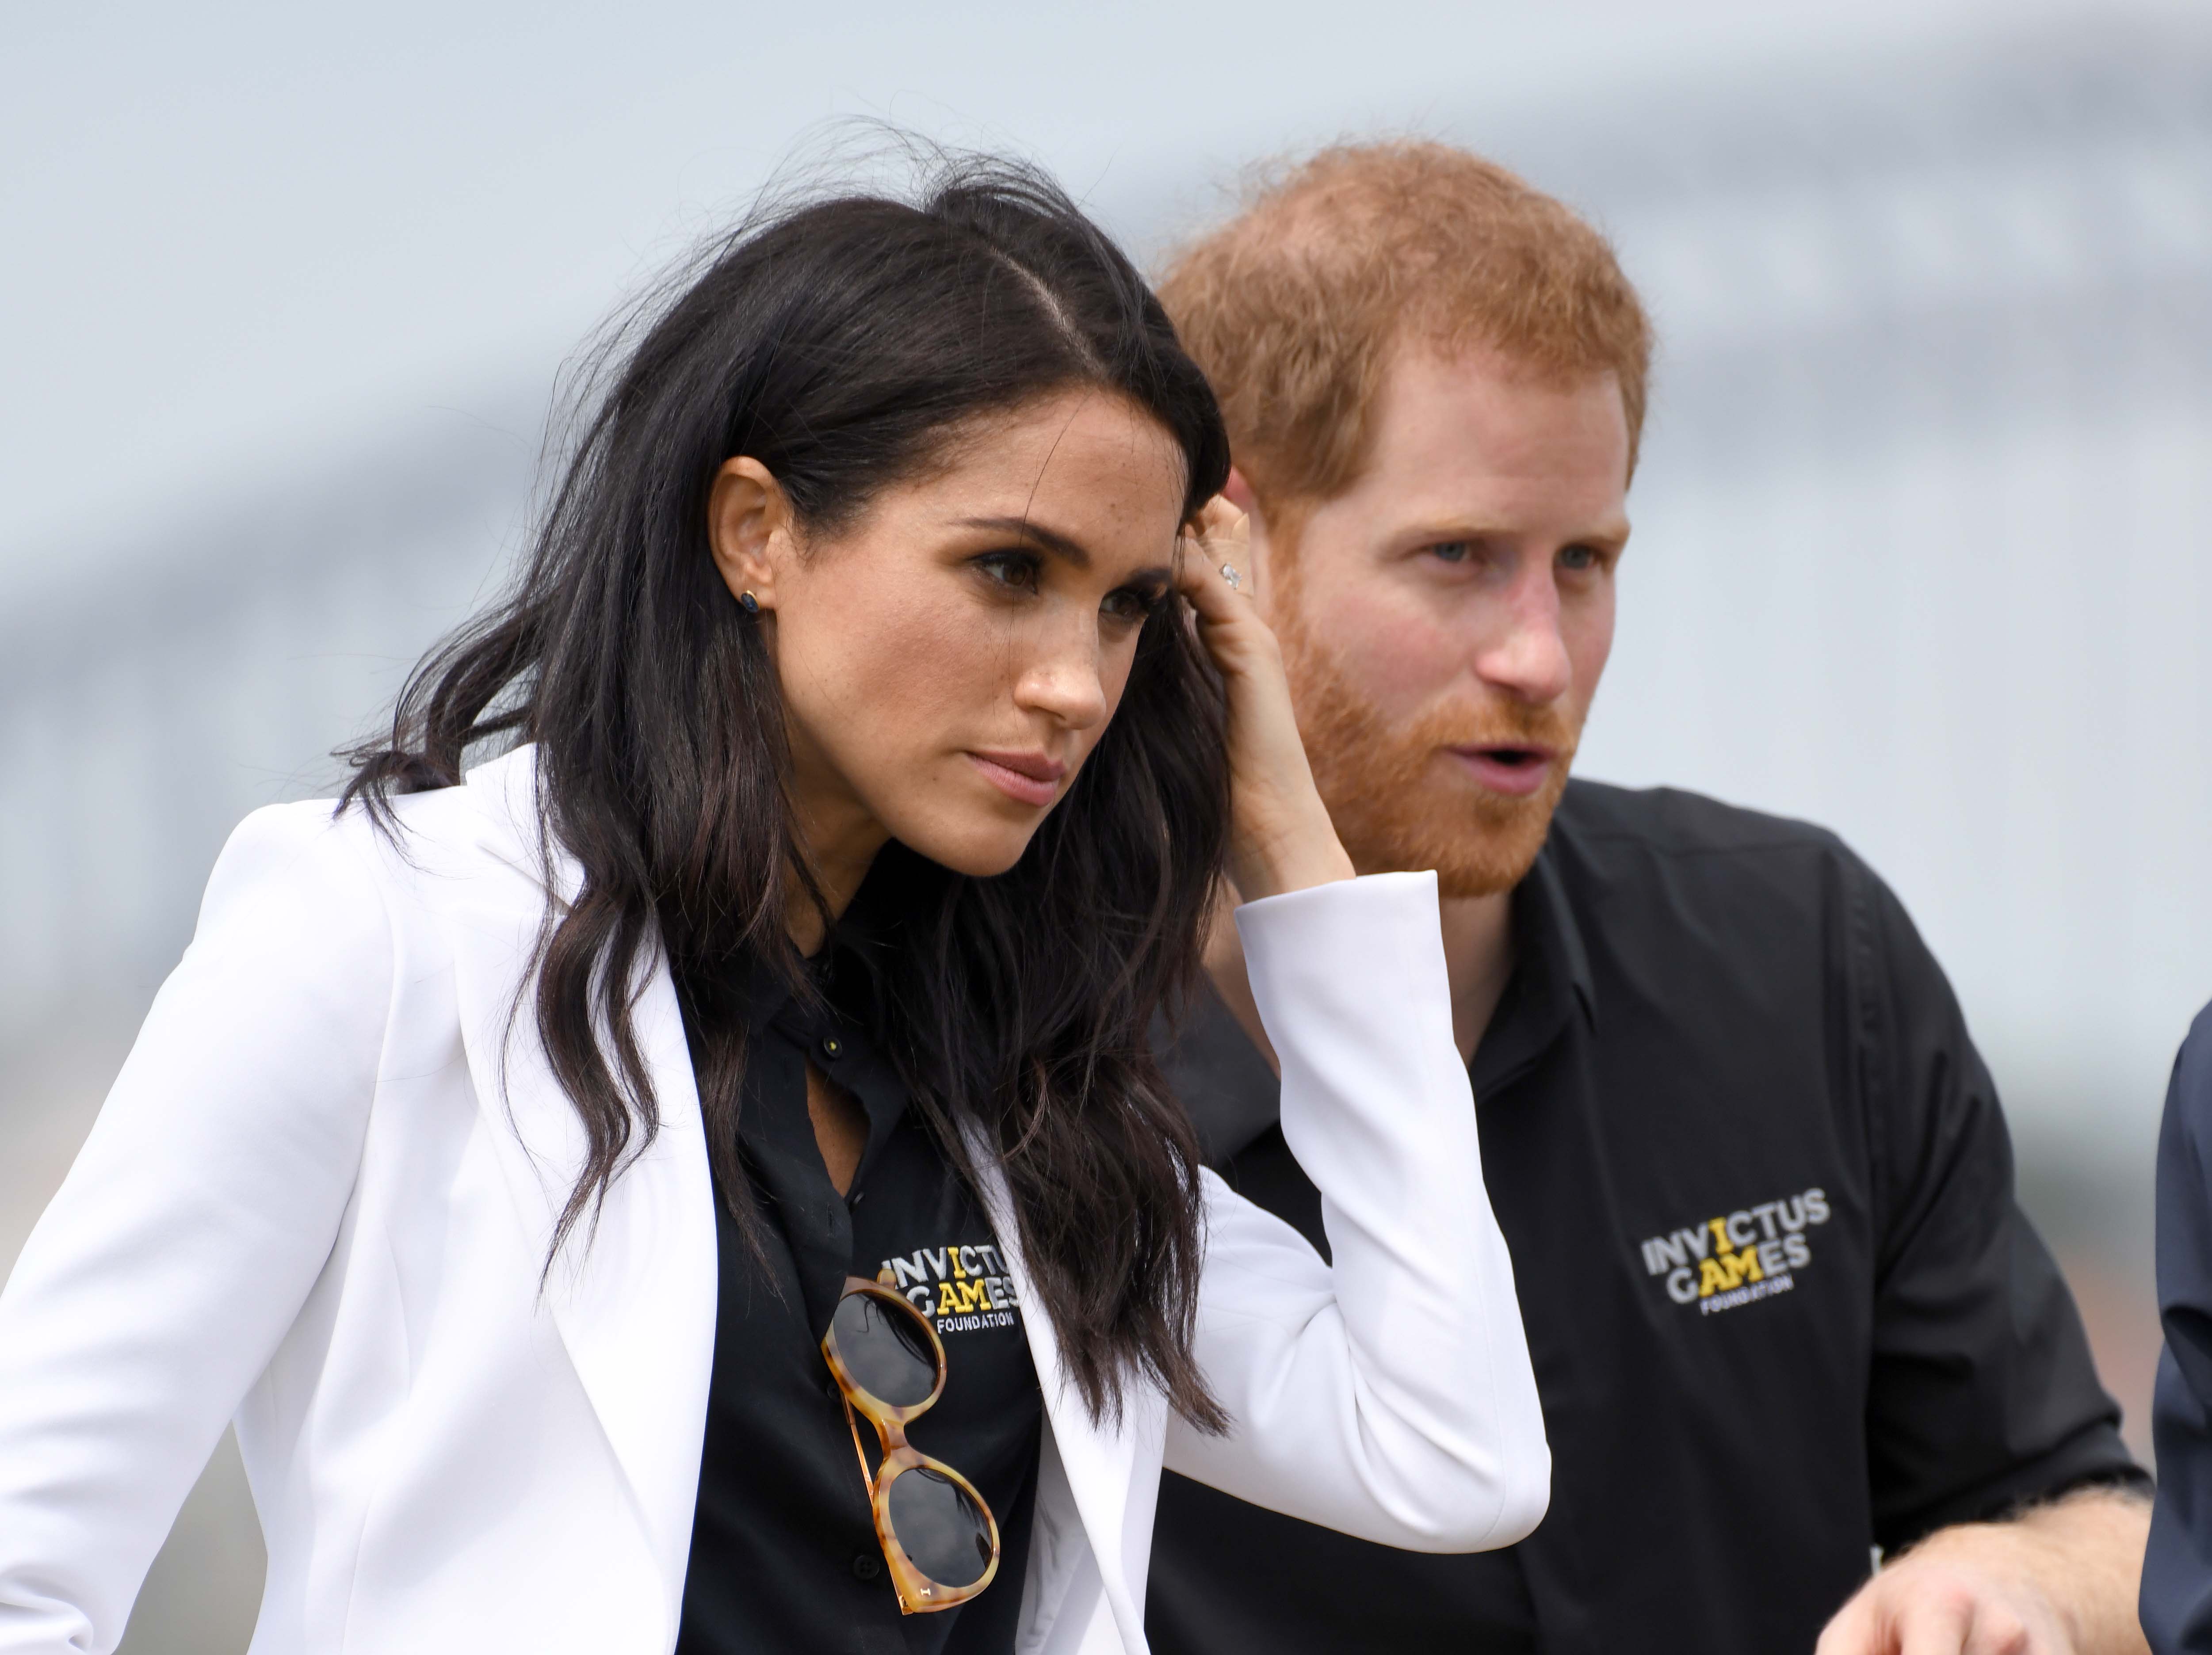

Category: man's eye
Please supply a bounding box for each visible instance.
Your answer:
[1559,544,1601,573]
[1430,540,1473,564]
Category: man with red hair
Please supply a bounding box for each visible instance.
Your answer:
[1147,142,2151,1655]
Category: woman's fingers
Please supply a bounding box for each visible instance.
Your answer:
[1174,501,1274,684]
[1175,501,1252,614]
[1176,497,1353,901]
[1193,495,1253,593]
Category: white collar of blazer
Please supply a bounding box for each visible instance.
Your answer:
[441,744,1160,1649]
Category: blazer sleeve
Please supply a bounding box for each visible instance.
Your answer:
[0,801,392,1655]
[1164,871,1548,1553]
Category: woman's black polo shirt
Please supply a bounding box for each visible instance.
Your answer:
[1146,779,2143,1655]
[673,936,1041,1655]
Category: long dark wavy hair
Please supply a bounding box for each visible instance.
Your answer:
[344,152,1233,1430]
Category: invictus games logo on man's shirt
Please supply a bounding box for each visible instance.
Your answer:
[1636,1188,1831,1315]
[876,1243,1024,1335]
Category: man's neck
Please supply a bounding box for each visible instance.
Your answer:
[1203,883,1516,1075]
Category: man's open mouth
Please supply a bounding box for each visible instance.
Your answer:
[1446,744,1560,797]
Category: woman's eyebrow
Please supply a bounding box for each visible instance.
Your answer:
[957,515,1091,568]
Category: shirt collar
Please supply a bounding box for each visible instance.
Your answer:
[1470,836,1597,1099]
[756,930,914,1174]
[1525,835,1597,1026]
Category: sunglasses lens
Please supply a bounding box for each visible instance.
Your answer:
[887,1465,994,1589]
[830,1292,937,1408]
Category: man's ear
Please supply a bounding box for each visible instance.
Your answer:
[706,456,797,612]
[1223,465,1258,515]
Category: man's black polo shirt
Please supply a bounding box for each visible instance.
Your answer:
[1146,780,2143,1655]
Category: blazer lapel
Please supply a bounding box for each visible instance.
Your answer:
[441,747,719,1637]
[965,1132,1159,1652]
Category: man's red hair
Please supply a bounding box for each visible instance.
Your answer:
[1158,141,1653,529]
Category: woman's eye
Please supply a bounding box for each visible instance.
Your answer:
[1102,587,1163,626]
[976,552,1042,592]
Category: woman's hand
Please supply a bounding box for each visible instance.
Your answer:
[1177,498,1356,901]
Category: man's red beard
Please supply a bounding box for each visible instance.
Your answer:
[1276,614,1581,899]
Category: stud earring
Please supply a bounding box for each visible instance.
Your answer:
[738,591,760,616]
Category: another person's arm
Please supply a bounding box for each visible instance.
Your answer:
[2140,1003,2212,1655]
[1816,869,2149,1655]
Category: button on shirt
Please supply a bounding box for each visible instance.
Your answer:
[1146,781,2144,1655]
[675,938,1041,1655]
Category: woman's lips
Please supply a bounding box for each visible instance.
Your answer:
[1447,745,1557,798]
[967,750,1066,808]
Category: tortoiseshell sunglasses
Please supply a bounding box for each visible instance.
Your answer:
[821,1276,1001,1614]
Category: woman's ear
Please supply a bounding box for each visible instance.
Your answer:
[707,456,797,612]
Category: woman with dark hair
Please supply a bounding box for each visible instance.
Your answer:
[0,156,1545,1655]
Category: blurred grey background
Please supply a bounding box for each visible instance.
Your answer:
[4,2,2208,1647]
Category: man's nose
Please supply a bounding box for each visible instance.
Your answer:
[1475,562,1574,705]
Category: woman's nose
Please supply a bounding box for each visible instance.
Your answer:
[1014,619,1109,729]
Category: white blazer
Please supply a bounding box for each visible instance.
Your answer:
[0,746,1545,1655]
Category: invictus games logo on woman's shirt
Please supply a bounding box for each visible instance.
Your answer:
[1636,1188,1831,1315]
[876,1243,1024,1335]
